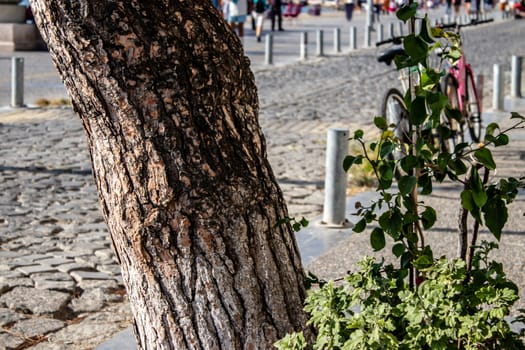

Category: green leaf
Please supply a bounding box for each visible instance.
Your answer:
[421,206,437,229]
[449,158,467,175]
[403,35,428,67]
[343,155,362,172]
[399,175,417,195]
[475,147,496,170]
[374,116,388,130]
[510,112,525,120]
[353,129,364,139]
[483,198,507,240]
[392,243,406,257]
[370,227,386,251]
[461,190,475,211]
[400,155,418,173]
[494,134,509,147]
[485,122,500,136]
[418,174,433,195]
[419,15,435,44]
[378,210,403,238]
[414,253,433,269]
[353,218,367,233]
[470,167,488,207]
[379,141,395,159]
[409,95,427,125]
[396,2,418,22]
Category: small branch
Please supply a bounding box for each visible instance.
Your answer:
[466,166,490,272]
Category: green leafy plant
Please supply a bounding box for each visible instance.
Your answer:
[276,6,525,350]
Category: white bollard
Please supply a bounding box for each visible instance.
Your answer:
[321,129,350,227]
[264,34,273,65]
[398,21,404,36]
[350,26,357,50]
[11,57,24,108]
[316,29,324,56]
[511,55,522,98]
[493,64,504,110]
[389,22,395,39]
[300,32,308,60]
[377,23,383,43]
[334,28,341,53]
[364,26,371,47]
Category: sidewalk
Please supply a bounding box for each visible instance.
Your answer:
[1,8,524,350]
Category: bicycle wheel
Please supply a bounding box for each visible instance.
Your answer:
[442,74,464,152]
[380,88,409,159]
[465,69,482,142]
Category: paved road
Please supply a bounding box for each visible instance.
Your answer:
[0,7,524,350]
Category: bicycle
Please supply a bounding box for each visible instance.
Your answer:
[376,19,492,159]
[438,19,492,149]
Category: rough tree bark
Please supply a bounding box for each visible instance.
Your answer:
[30,1,309,348]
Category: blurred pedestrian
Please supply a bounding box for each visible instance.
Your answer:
[270,0,284,31]
[253,0,269,41]
[227,0,249,42]
[345,0,356,20]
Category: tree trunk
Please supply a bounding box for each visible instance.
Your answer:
[30,1,309,348]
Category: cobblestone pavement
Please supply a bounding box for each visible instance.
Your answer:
[0,10,524,350]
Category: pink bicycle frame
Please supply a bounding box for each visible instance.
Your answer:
[448,53,482,115]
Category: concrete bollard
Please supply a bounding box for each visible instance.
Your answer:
[321,128,350,227]
[11,57,24,108]
[493,64,504,110]
[264,34,273,65]
[389,22,395,39]
[334,28,341,53]
[398,21,404,36]
[476,74,484,113]
[300,32,308,60]
[377,23,383,43]
[316,29,324,56]
[511,55,522,98]
[364,26,371,47]
[350,26,357,50]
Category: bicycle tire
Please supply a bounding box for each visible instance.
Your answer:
[465,69,482,142]
[380,88,410,153]
[380,88,409,179]
[442,74,464,152]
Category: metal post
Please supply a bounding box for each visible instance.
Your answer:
[377,23,383,43]
[316,29,324,56]
[398,21,404,36]
[493,64,504,111]
[511,55,522,98]
[364,26,371,47]
[389,22,394,39]
[264,34,273,65]
[350,26,357,50]
[476,74,484,113]
[300,32,308,60]
[334,28,341,53]
[11,57,24,108]
[321,128,349,227]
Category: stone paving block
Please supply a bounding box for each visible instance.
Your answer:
[0,276,34,290]
[70,271,114,282]
[0,251,19,259]
[17,264,58,275]
[56,262,89,273]
[97,264,122,276]
[34,280,76,292]
[0,307,25,327]
[94,249,114,260]
[10,317,66,338]
[78,279,120,290]
[0,331,25,349]
[37,257,74,266]
[0,287,70,315]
